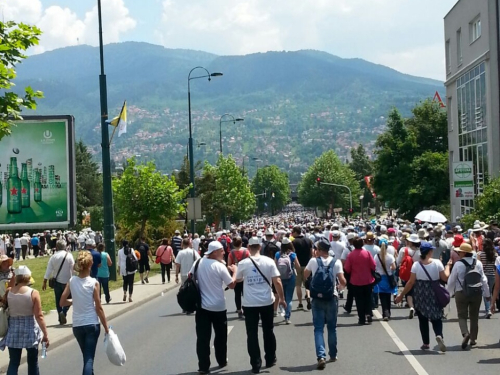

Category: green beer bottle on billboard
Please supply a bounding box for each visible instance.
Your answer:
[7,157,21,214]
[34,170,42,203]
[20,163,30,208]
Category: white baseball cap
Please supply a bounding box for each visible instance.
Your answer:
[15,265,31,276]
[265,228,274,236]
[248,237,261,246]
[205,241,223,255]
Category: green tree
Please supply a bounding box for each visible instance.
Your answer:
[349,144,374,208]
[406,100,448,153]
[75,140,103,220]
[113,158,187,238]
[461,177,500,228]
[0,21,43,140]
[298,150,360,212]
[252,165,291,214]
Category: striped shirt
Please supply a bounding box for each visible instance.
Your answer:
[479,251,497,276]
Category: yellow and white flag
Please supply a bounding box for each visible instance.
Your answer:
[110,101,127,137]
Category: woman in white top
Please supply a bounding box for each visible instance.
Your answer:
[117,240,138,302]
[396,242,449,352]
[447,242,490,349]
[374,240,396,321]
[61,251,109,375]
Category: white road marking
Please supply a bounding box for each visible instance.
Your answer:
[372,310,430,375]
[212,325,234,348]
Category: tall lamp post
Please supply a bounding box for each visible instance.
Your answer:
[359,195,364,219]
[97,0,116,280]
[188,67,222,234]
[219,114,244,154]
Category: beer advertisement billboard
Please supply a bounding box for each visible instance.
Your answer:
[0,116,76,230]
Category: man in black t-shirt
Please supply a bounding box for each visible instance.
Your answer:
[292,226,313,310]
[136,237,153,284]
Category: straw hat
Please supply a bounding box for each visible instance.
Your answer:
[0,254,13,267]
[456,243,474,253]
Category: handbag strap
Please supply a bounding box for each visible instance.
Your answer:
[418,261,433,281]
[54,252,69,280]
[249,257,271,288]
[377,254,390,276]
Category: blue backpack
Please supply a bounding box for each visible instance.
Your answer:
[309,257,335,300]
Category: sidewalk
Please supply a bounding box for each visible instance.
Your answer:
[0,274,179,372]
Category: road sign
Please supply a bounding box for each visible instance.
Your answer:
[187,197,202,220]
[452,162,474,199]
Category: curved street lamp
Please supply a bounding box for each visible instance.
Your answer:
[187,67,222,234]
[219,114,244,154]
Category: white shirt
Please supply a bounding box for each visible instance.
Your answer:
[396,247,421,267]
[117,247,138,276]
[190,258,233,312]
[14,238,21,248]
[44,250,75,284]
[329,241,346,260]
[447,257,490,297]
[20,236,29,246]
[192,238,201,252]
[0,239,5,255]
[305,256,343,297]
[340,247,353,261]
[363,244,380,258]
[375,253,395,276]
[69,276,99,327]
[175,248,200,276]
[236,255,280,307]
[411,259,443,280]
[386,245,397,257]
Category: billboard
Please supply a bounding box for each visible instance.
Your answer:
[0,116,76,230]
[452,161,474,200]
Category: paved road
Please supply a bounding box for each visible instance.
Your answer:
[20,287,500,375]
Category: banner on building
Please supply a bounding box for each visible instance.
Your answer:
[0,116,77,230]
[452,162,474,200]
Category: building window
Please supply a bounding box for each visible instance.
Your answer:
[457,29,462,65]
[446,40,451,74]
[470,17,481,43]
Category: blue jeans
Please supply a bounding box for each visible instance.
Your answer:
[73,324,101,375]
[282,276,296,320]
[15,248,21,261]
[7,347,39,375]
[54,281,69,317]
[311,297,338,360]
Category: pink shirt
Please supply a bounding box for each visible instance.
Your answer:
[344,248,376,286]
[156,245,173,264]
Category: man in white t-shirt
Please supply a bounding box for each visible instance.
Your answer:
[363,232,380,258]
[0,236,5,256]
[175,238,200,286]
[190,241,237,375]
[329,231,346,260]
[192,233,201,253]
[236,237,286,374]
[14,234,22,261]
[304,238,346,369]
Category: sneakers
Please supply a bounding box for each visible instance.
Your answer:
[343,305,351,314]
[141,280,145,284]
[461,333,470,349]
[274,312,278,317]
[59,312,67,325]
[328,356,338,362]
[285,319,291,325]
[298,303,304,310]
[366,315,373,323]
[409,307,415,319]
[317,358,326,370]
[306,297,312,310]
[198,370,210,374]
[266,357,277,368]
[238,312,244,320]
[486,311,492,319]
[123,294,127,302]
[383,317,389,322]
[470,340,476,346]
[420,344,430,350]
[436,335,446,352]
[145,277,149,283]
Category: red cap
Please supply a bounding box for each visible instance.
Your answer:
[452,234,464,247]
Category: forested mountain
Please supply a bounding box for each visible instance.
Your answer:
[16,42,443,182]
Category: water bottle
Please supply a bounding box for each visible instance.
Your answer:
[41,342,47,358]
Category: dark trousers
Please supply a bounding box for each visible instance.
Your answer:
[122,274,134,295]
[73,324,101,375]
[33,245,40,258]
[195,308,228,372]
[98,277,110,303]
[70,242,77,252]
[234,282,244,311]
[54,281,69,317]
[243,304,276,370]
[379,293,392,318]
[416,310,443,345]
[344,282,354,312]
[160,262,172,283]
[21,245,28,260]
[7,347,39,375]
[351,284,372,323]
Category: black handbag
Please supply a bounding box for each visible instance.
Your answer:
[49,252,68,288]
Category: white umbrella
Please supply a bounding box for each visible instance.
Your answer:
[415,210,447,223]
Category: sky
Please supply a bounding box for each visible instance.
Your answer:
[4,0,459,80]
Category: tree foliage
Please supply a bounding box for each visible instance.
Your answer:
[0,21,43,140]
[75,140,103,218]
[198,155,256,225]
[113,158,187,238]
[298,150,360,211]
[252,165,291,214]
[373,101,449,218]
[461,177,500,228]
[349,144,374,208]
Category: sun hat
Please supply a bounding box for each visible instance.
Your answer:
[205,240,224,255]
[174,230,180,234]
[15,265,31,276]
[365,232,375,240]
[347,233,356,240]
[408,233,421,243]
[332,230,341,238]
[456,243,473,253]
[281,237,291,245]
[418,228,429,239]
[454,225,463,232]
[248,237,261,246]
[265,228,274,236]
[472,223,486,232]
[0,254,13,267]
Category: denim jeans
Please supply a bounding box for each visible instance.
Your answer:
[484,274,495,313]
[54,281,69,317]
[7,347,39,375]
[282,276,296,320]
[15,248,21,261]
[73,324,101,375]
[311,297,339,360]
[98,277,110,303]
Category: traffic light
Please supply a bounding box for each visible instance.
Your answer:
[316,177,321,187]
[349,208,354,214]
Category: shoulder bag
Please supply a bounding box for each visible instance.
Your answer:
[249,257,271,288]
[49,252,69,289]
[155,246,168,264]
[377,254,397,289]
[419,262,450,308]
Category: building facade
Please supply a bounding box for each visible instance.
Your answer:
[444,0,500,219]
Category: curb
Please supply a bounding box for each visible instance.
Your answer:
[0,282,179,373]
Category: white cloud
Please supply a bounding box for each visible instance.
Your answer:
[3,0,136,53]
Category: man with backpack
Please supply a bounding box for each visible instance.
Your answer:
[447,242,490,348]
[292,226,314,310]
[397,233,421,318]
[304,238,346,369]
[175,238,200,287]
[260,228,279,259]
[235,237,286,374]
[136,237,153,284]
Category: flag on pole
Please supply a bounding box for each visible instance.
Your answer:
[110,101,127,137]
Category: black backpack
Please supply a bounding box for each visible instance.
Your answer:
[220,238,228,253]
[263,241,280,259]
[125,248,138,272]
[138,244,148,260]
[177,259,202,312]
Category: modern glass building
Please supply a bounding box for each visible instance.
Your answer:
[444,0,500,219]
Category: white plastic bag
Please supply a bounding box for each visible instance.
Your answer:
[0,307,8,338]
[103,329,126,366]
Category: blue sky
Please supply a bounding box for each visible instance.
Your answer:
[4,0,458,80]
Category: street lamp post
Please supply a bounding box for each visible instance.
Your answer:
[318,181,353,213]
[97,0,116,280]
[188,67,222,234]
[219,114,244,154]
[359,195,364,219]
